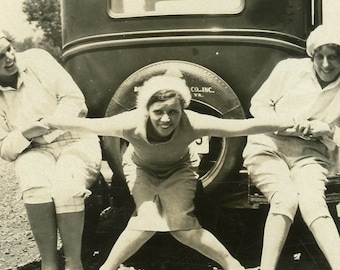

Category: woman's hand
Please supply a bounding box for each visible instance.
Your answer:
[21,121,52,140]
[41,116,66,129]
[281,119,334,139]
[306,120,334,139]
[280,120,310,137]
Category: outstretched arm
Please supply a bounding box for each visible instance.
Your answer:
[211,118,293,137]
[43,113,128,138]
[190,112,294,138]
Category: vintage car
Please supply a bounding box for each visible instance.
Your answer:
[61,0,340,266]
[61,0,329,206]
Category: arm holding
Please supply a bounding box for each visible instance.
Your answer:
[280,119,336,141]
[0,121,51,161]
[43,113,131,138]
[190,112,294,138]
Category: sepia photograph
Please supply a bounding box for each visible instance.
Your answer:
[0,0,340,269]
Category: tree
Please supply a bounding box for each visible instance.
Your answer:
[22,0,62,59]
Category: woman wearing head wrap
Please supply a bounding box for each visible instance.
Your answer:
[243,24,340,270]
[45,70,292,270]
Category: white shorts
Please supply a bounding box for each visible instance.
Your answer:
[15,133,101,214]
[243,134,331,226]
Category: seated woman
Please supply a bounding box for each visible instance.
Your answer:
[243,24,340,270]
[44,70,292,270]
[0,31,101,270]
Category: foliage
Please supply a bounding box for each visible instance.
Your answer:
[14,37,62,62]
[22,0,62,59]
[1,30,61,61]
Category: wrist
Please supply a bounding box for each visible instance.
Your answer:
[21,131,32,141]
[328,123,336,139]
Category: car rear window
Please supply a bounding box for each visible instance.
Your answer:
[109,0,245,18]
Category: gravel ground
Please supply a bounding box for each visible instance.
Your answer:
[1,157,339,270]
[0,159,41,270]
[0,158,133,270]
[0,158,137,270]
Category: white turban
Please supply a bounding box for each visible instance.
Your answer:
[0,30,6,39]
[306,25,340,57]
[136,69,192,112]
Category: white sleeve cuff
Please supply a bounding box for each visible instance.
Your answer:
[1,131,31,161]
[12,131,32,151]
[42,130,66,143]
[333,126,340,146]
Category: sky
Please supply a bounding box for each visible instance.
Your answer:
[323,0,340,26]
[0,0,42,41]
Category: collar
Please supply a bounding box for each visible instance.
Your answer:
[0,53,27,91]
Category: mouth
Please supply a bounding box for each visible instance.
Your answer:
[159,124,171,129]
[5,62,14,69]
[321,69,332,74]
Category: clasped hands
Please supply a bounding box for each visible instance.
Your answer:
[278,119,334,140]
[21,118,58,143]
[21,114,73,140]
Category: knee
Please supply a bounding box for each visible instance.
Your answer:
[53,192,87,214]
[170,230,186,239]
[52,185,90,214]
[22,187,53,204]
[299,191,330,227]
[269,190,299,222]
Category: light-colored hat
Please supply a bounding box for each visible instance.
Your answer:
[306,25,340,57]
[136,68,192,111]
[0,30,11,40]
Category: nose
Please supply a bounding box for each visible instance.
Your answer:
[160,113,170,122]
[6,51,13,59]
[322,57,330,68]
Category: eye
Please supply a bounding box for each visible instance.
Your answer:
[153,110,163,116]
[327,54,338,61]
[168,110,179,116]
[0,46,12,60]
[314,54,323,61]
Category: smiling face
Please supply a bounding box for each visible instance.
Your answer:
[313,45,340,85]
[148,97,183,138]
[0,38,18,81]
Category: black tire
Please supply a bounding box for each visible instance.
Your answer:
[102,60,245,195]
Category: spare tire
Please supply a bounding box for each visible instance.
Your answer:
[102,60,245,195]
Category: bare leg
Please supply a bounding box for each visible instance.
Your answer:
[57,211,85,270]
[100,230,156,270]
[171,228,244,270]
[25,203,59,270]
[309,217,340,270]
[260,214,292,270]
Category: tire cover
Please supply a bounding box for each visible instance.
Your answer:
[102,60,245,194]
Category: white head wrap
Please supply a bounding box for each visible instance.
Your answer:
[0,30,6,39]
[306,25,340,57]
[136,68,192,112]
